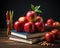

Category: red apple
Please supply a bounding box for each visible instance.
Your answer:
[45,23,52,26]
[51,29,60,39]
[24,22,35,33]
[45,32,55,42]
[18,16,28,23]
[47,18,54,23]
[35,16,43,22]
[14,21,24,32]
[53,22,60,26]
[53,22,57,26]
[46,18,54,26]
[26,11,37,22]
[35,22,44,32]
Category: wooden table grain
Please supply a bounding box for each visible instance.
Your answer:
[0,29,60,48]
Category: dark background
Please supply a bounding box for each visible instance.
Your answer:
[0,0,60,28]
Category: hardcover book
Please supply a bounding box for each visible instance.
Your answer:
[9,35,44,44]
[11,30,46,39]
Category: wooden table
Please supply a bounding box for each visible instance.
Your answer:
[0,29,60,48]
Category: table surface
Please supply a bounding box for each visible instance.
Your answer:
[0,29,60,48]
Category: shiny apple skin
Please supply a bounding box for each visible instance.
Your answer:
[53,22,60,26]
[18,16,28,23]
[35,16,43,22]
[26,11,37,22]
[45,23,52,26]
[46,18,54,26]
[14,21,24,32]
[47,18,54,23]
[51,29,60,39]
[24,22,35,33]
[35,22,44,32]
[45,32,55,42]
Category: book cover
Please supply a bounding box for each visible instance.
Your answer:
[9,35,43,44]
[11,30,46,39]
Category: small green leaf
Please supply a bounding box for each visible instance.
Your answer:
[35,6,40,10]
[34,9,42,13]
[31,4,35,10]
[31,4,43,13]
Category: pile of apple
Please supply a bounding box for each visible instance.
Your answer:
[45,29,60,42]
[44,18,60,42]
[14,4,60,43]
[45,18,60,27]
[14,11,44,33]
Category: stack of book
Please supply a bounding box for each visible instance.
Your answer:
[9,30,46,44]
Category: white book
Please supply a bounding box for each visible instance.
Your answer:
[9,35,44,44]
[11,30,46,39]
